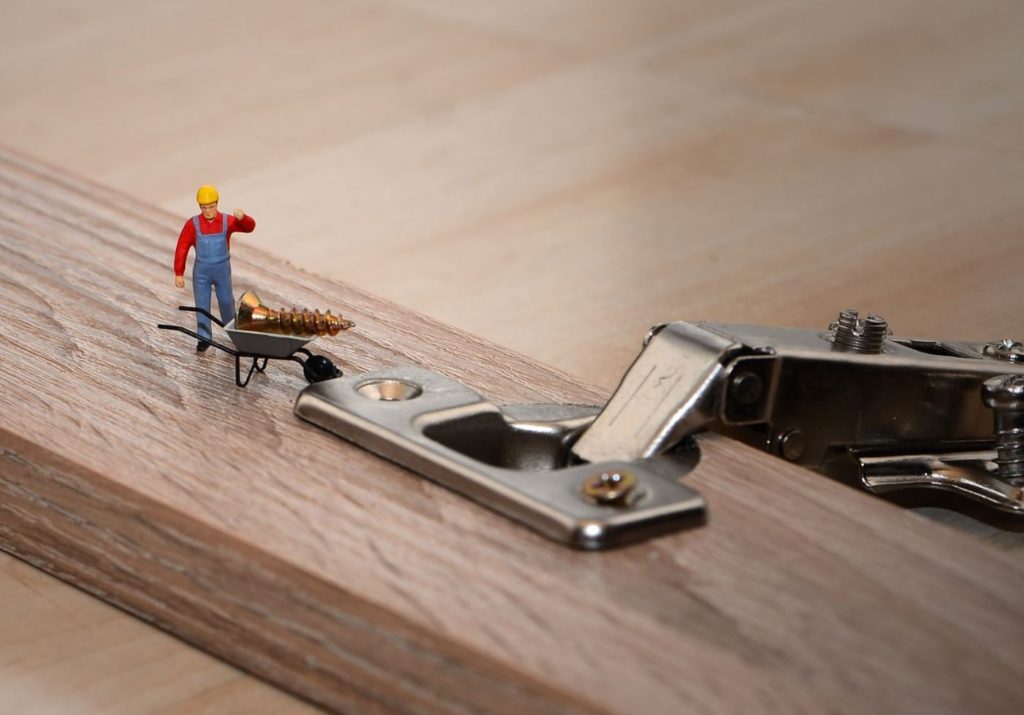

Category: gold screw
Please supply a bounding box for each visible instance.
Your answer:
[582,470,637,505]
[236,291,354,337]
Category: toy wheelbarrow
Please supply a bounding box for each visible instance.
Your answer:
[158,305,342,387]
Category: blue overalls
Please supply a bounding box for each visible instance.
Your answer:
[191,214,235,342]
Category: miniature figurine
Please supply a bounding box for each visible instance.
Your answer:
[173,184,256,351]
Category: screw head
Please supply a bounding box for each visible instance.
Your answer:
[582,470,637,505]
[983,340,1024,363]
[982,374,1024,411]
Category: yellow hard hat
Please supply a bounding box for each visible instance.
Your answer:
[196,184,219,205]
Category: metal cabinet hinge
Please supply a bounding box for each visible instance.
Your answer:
[574,311,1024,515]
[294,310,1024,548]
[294,368,704,549]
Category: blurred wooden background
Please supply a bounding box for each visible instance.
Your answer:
[1,0,1022,711]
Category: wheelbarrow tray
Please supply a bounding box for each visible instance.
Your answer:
[223,320,314,358]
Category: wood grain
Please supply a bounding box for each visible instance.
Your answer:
[2,148,1024,714]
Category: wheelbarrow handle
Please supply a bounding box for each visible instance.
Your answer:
[156,323,238,356]
[176,305,226,328]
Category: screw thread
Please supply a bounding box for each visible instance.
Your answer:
[830,309,889,354]
[994,428,1024,479]
[236,291,354,337]
[272,307,350,337]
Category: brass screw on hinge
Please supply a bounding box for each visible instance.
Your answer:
[581,470,637,506]
[236,291,354,337]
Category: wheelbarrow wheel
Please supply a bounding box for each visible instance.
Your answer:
[303,354,341,383]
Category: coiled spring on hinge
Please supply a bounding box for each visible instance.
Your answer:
[829,309,890,354]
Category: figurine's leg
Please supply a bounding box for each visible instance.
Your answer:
[193,263,213,342]
[211,261,235,326]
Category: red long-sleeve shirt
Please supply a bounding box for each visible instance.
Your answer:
[173,212,256,276]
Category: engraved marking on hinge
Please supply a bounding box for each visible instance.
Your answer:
[606,364,658,426]
[635,371,683,438]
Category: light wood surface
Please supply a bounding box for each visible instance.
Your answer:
[0,552,309,714]
[2,1,1024,712]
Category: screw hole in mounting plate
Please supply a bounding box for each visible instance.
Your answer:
[356,379,423,401]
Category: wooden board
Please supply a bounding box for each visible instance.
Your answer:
[3,148,1024,714]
